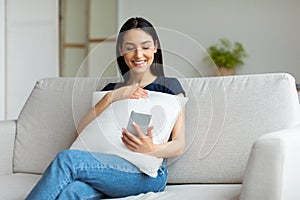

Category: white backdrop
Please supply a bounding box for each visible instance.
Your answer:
[3,0,59,120]
[0,0,5,120]
[118,0,300,81]
[1,0,300,120]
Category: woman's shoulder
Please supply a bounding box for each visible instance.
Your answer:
[158,76,181,83]
[155,76,185,96]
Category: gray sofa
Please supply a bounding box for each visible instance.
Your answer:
[1,73,300,200]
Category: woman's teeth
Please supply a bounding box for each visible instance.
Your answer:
[134,60,146,66]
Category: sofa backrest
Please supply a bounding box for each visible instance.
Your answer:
[167,73,300,184]
[13,73,300,184]
[13,77,119,174]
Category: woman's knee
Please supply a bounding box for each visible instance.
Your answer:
[56,149,78,159]
[53,149,81,166]
[58,181,102,200]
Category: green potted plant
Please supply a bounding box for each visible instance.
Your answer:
[206,38,248,76]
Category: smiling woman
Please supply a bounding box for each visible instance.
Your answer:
[26,17,187,200]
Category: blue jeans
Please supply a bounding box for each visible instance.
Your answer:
[26,150,167,200]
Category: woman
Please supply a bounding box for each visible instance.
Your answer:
[26,17,186,200]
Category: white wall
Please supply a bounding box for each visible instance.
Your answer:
[0,0,5,120]
[118,0,300,81]
[4,0,59,119]
[89,0,117,39]
[87,0,118,77]
[60,0,118,77]
[1,0,299,119]
[60,0,88,77]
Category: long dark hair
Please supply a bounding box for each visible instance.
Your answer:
[116,17,164,82]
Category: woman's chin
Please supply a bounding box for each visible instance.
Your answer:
[131,65,149,73]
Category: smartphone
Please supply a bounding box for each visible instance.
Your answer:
[127,111,152,136]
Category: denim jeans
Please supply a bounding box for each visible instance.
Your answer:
[26,150,167,200]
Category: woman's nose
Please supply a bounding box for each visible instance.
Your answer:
[134,48,143,58]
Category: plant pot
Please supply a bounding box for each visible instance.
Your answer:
[216,67,235,76]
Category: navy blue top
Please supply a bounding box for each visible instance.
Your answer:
[101,76,185,96]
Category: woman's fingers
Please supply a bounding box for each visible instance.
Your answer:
[112,83,148,101]
[146,126,154,138]
[130,87,148,99]
[121,127,155,153]
[132,122,147,138]
[121,134,138,149]
[121,128,141,145]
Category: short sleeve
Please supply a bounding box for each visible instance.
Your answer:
[101,82,126,91]
[101,83,117,91]
[167,78,185,96]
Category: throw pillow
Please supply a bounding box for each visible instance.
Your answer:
[70,91,188,177]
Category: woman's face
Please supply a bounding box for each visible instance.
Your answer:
[120,29,157,75]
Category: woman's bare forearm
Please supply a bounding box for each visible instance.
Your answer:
[148,139,185,158]
[75,92,113,138]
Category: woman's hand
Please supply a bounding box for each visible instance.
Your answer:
[121,106,186,158]
[121,122,157,154]
[111,83,148,102]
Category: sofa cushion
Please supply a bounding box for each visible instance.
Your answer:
[14,77,120,174]
[0,174,240,200]
[167,73,300,183]
[70,91,187,177]
[0,173,41,199]
[104,184,241,200]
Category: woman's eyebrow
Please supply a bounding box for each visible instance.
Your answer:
[123,40,152,46]
[124,42,135,46]
[141,40,152,45]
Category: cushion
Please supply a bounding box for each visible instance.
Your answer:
[14,77,120,174]
[104,184,241,200]
[167,73,300,183]
[70,91,188,177]
[0,173,41,199]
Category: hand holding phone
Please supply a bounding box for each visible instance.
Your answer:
[127,111,152,137]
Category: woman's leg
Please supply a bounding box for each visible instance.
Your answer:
[83,154,168,198]
[57,181,103,200]
[26,150,167,200]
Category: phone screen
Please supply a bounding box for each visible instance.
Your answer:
[127,111,152,136]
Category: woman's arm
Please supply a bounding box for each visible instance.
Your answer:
[121,93,186,158]
[75,92,113,138]
[75,84,148,138]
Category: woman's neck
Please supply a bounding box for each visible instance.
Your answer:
[128,72,157,87]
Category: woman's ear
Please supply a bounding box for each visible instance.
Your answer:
[154,40,158,53]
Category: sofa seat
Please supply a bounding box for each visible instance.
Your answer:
[0,173,241,200]
[164,184,241,200]
[106,184,241,200]
[0,173,41,200]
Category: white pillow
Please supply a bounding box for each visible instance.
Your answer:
[70,91,188,177]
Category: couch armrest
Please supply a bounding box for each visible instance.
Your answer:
[240,124,300,200]
[0,120,17,175]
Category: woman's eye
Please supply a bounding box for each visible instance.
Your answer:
[142,46,150,50]
[125,47,135,51]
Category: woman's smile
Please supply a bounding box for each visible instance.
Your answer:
[133,59,147,67]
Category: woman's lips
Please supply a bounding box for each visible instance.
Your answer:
[133,60,146,67]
